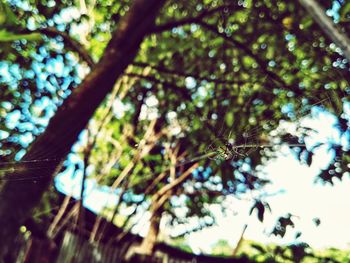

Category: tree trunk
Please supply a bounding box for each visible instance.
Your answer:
[299,0,350,62]
[137,208,162,256]
[23,238,57,263]
[0,0,165,259]
[134,161,198,257]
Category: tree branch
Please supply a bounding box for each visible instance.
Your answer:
[125,72,193,100]
[299,0,350,62]
[150,6,300,94]
[197,21,300,93]
[38,27,95,68]
[132,61,245,85]
[155,162,199,198]
[150,4,239,34]
[77,82,120,231]
[0,0,165,255]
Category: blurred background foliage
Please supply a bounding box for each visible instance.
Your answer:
[0,0,349,260]
[210,238,350,263]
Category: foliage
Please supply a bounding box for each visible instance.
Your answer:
[210,238,350,263]
[0,0,349,258]
[211,239,234,256]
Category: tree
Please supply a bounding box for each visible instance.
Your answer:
[50,0,350,256]
[299,0,350,62]
[0,0,349,261]
[92,1,349,256]
[0,0,165,258]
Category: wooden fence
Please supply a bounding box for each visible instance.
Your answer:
[53,231,249,263]
[16,192,251,263]
[19,231,250,263]
[55,231,193,263]
[56,231,124,263]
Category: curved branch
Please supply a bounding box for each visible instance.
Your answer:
[150,6,300,94]
[197,21,300,93]
[150,4,239,34]
[299,0,350,62]
[154,162,199,198]
[132,61,245,85]
[38,27,95,68]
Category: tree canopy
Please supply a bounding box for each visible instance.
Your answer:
[0,0,349,261]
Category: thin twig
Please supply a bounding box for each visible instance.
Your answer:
[150,4,239,34]
[38,27,95,68]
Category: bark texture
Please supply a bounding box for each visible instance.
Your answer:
[0,0,165,259]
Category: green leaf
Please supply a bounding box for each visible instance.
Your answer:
[313,217,321,227]
[306,151,313,166]
[225,113,234,126]
[251,243,267,253]
[0,29,42,42]
[0,1,17,26]
[0,12,5,25]
[257,202,265,222]
[340,3,350,21]
[250,200,267,222]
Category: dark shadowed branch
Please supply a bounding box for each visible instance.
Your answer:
[150,4,240,34]
[38,27,95,68]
